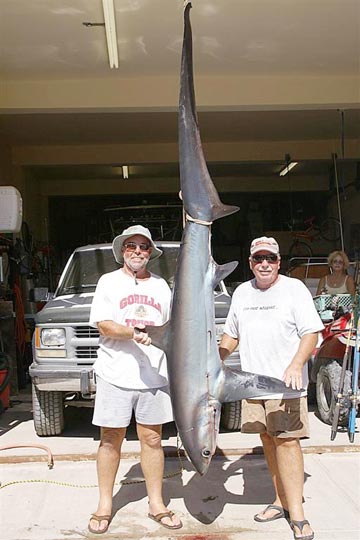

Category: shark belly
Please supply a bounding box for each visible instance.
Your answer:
[167,223,222,473]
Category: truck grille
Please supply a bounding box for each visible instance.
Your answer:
[74,326,100,338]
[76,346,99,359]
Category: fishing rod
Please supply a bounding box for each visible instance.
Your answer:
[331,309,354,440]
[348,293,360,443]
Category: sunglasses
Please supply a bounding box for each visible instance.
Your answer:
[251,254,278,263]
[123,242,151,253]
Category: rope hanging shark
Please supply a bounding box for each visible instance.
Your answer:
[147,2,299,475]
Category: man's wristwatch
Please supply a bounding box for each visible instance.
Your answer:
[133,327,142,336]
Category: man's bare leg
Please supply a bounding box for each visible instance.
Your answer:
[255,432,288,521]
[89,427,126,533]
[137,423,181,528]
[274,437,313,538]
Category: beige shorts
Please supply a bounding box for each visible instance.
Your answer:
[241,397,309,439]
[92,376,173,428]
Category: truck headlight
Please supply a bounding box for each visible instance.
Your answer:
[40,328,66,347]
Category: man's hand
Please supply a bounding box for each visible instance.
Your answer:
[282,362,303,390]
[282,332,318,390]
[133,325,151,346]
[219,333,239,361]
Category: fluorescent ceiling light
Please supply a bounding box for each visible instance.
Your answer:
[279,162,298,176]
[122,165,129,179]
[102,0,119,69]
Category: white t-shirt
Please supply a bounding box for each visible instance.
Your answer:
[89,268,171,389]
[224,275,324,399]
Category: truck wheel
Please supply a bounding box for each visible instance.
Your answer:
[32,384,64,436]
[307,382,316,405]
[316,361,351,426]
[221,401,242,431]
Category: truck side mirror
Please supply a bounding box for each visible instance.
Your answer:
[29,287,53,302]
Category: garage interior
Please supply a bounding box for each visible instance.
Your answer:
[0,0,359,397]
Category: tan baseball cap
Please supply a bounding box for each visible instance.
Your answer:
[250,236,280,256]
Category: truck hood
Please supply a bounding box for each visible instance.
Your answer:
[213,292,232,319]
[36,294,93,324]
[35,291,231,324]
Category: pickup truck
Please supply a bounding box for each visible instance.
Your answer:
[29,241,241,436]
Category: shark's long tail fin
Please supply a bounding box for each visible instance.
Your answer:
[179,2,239,224]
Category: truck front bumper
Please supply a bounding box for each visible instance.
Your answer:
[29,364,96,395]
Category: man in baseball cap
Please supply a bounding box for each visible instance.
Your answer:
[219,234,323,539]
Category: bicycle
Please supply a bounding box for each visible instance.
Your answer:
[288,216,342,258]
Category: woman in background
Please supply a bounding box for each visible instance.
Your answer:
[316,250,356,295]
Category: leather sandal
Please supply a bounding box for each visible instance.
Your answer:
[148,510,183,529]
[290,519,314,540]
[254,504,289,522]
[88,514,111,535]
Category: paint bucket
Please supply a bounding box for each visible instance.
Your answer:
[0,369,10,409]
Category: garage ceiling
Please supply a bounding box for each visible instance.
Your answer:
[1,0,358,79]
[0,0,359,182]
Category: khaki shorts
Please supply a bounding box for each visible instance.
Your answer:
[241,397,309,439]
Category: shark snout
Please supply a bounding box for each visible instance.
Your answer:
[178,428,215,476]
[180,409,220,475]
[194,449,212,476]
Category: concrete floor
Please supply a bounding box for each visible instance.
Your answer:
[0,387,359,540]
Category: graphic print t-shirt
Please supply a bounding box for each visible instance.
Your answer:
[224,275,324,399]
[89,269,171,389]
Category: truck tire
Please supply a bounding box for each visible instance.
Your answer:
[221,401,242,431]
[316,361,351,426]
[32,385,64,436]
[307,382,316,405]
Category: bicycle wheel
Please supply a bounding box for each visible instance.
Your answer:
[288,240,313,259]
[320,218,341,242]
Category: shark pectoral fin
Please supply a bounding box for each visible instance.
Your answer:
[213,261,238,287]
[219,365,303,403]
[145,322,171,354]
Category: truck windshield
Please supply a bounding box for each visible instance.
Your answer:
[56,246,179,296]
[148,246,178,288]
[57,249,119,295]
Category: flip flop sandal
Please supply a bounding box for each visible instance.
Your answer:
[148,510,183,530]
[254,504,289,522]
[290,519,314,540]
[88,514,111,535]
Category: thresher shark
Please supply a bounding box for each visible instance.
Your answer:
[147,2,299,475]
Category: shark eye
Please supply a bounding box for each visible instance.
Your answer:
[202,449,211,457]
